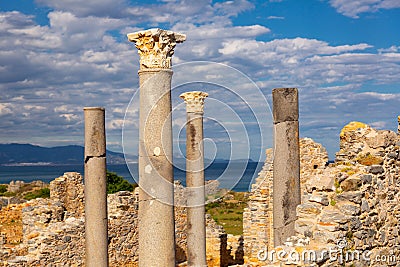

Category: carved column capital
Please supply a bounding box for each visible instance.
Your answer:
[127,28,186,70]
[180,91,208,114]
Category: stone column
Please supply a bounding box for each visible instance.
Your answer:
[84,107,108,267]
[397,116,400,134]
[272,88,300,246]
[127,28,186,267]
[180,91,208,267]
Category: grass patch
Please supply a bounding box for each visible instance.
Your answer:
[340,167,356,176]
[23,188,50,200]
[0,191,17,197]
[206,191,248,235]
[356,153,383,166]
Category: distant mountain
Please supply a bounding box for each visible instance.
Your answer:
[0,144,132,166]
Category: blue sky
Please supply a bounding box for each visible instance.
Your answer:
[0,0,399,161]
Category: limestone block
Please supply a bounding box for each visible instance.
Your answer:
[340,177,361,191]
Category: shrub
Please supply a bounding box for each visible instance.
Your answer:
[0,185,7,194]
[107,171,136,194]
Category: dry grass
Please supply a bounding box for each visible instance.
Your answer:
[206,192,248,236]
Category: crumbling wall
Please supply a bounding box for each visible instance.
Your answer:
[243,120,400,267]
[50,172,84,218]
[1,173,229,267]
[242,148,274,263]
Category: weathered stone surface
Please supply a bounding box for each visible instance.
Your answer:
[305,174,335,192]
[340,177,362,191]
[309,192,329,206]
[243,119,400,267]
[272,88,299,123]
[181,91,208,267]
[296,203,322,218]
[1,173,233,267]
[272,88,300,246]
[367,165,385,174]
[84,107,108,267]
[127,28,186,70]
[128,28,186,267]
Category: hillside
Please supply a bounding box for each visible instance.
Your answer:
[0,144,130,165]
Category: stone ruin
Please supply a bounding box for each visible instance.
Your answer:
[243,120,400,266]
[0,119,398,267]
[1,23,399,264]
[0,173,243,266]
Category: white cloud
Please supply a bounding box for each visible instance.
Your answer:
[0,1,399,159]
[24,105,47,111]
[329,0,400,18]
[59,113,79,122]
[36,0,128,17]
[0,103,13,116]
[378,45,400,53]
[267,16,285,20]
[54,105,69,113]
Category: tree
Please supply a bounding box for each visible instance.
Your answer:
[106,171,136,194]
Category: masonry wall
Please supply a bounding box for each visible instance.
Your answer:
[243,121,400,267]
[1,173,235,267]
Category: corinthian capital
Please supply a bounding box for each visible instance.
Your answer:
[180,91,208,114]
[127,28,186,70]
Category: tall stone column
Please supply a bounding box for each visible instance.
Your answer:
[272,88,300,246]
[127,28,186,267]
[84,107,108,267]
[180,91,208,267]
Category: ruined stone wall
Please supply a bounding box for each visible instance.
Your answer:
[243,120,400,267]
[242,148,274,264]
[49,172,85,218]
[1,173,230,266]
[242,138,329,264]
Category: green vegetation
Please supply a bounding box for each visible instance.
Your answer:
[0,184,7,194]
[330,199,336,206]
[0,191,17,197]
[23,188,50,200]
[206,191,248,235]
[106,171,137,194]
[340,167,355,176]
[334,179,343,194]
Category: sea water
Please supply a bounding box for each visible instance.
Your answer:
[0,162,263,192]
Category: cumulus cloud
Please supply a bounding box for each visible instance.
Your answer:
[329,0,400,18]
[35,0,128,18]
[126,0,254,25]
[0,0,399,158]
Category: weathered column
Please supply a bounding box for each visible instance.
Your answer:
[127,28,186,267]
[84,107,108,267]
[272,88,300,246]
[397,116,400,134]
[180,91,208,267]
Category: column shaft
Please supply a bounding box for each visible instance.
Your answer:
[84,107,108,267]
[186,112,206,267]
[138,70,175,267]
[128,28,186,267]
[272,88,300,246]
[180,91,208,267]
